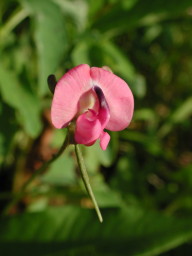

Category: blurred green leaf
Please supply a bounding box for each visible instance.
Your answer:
[1,206,192,256]
[121,130,162,156]
[72,37,146,97]
[0,66,42,137]
[159,97,192,137]
[72,39,91,65]
[170,97,192,123]
[131,74,146,98]
[93,183,123,208]
[87,0,104,22]
[101,40,135,82]
[134,109,156,122]
[53,0,88,31]
[173,164,192,188]
[93,0,192,34]
[84,141,114,174]
[0,7,29,43]
[0,104,17,161]
[21,0,67,96]
[143,25,162,43]
[41,146,76,186]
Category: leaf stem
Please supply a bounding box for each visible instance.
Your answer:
[2,133,69,216]
[74,144,103,223]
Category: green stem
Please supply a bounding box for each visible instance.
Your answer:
[0,7,29,40]
[75,144,103,223]
[2,133,69,216]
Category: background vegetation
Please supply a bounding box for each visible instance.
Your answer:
[1,0,192,255]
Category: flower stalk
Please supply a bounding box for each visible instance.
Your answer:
[75,144,103,223]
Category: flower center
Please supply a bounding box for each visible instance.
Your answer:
[77,88,99,115]
[76,86,110,130]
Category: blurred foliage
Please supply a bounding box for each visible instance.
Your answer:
[0,0,192,255]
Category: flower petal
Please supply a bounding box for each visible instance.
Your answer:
[93,86,110,128]
[51,64,91,128]
[100,131,110,150]
[75,111,102,145]
[90,67,134,131]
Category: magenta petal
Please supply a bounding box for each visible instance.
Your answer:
[75,111,102,145]
[90,67,134,131]
[100,132,110,150]
[51,64,91,129]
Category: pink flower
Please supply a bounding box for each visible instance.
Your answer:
[51,64,134,150]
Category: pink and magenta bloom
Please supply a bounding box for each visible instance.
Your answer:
[51,64,134,150]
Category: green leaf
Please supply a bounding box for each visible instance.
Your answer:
[0,104,17,161]
[87,0,104,21]
[92,178,123,208]
[101,40,135,82]
[21,0,68,96]
[1,206,192,256]
[159,97,192,137]
[93,0,192,34]
[72,39,91,66]
[0,65,42,137]
[41,146,76,186]
[53,0,88,32]
[170,97,192,123]
[101,41,147,97]
[84,141,114,174]
[41,130,76,186]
